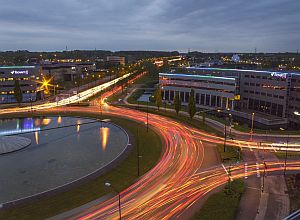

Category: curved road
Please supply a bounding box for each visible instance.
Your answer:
[2,72,300,219]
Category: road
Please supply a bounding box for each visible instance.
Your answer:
[2,73,300,219]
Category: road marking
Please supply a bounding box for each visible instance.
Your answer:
[256,162,260,178]
[245,163,248,179]
[221,164,229,175]
[270,144,277,152]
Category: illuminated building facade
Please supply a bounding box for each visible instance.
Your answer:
[106,56,126,66]
[0,66,42,104]
[42,62,96,81]
[159,73,237,110]
[160,67,300,128]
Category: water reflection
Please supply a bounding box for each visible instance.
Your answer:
[76,120,81,133]
[100,127,110,151]
[35,131,39,145]
[57,116,62,125]
[42,118,52,126]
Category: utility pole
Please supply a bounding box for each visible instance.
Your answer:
[262,162,267,192]
[224,120,227,152]
[146,101,149,132]
[137,127,140,177]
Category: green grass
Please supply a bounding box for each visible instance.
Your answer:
[285,175,300,212]
[217,144,242,164]
[124,104,221,135]
[0,112,162,220]
[190,179,245,220]
[127,89,145,103]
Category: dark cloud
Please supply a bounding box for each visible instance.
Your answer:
[0,0,299,52]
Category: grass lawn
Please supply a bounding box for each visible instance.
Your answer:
[217,144,242,164]
[124,104,221,135]
[274,151,300,159]
[190,179,245,220]
[0,111,162,220]
[285,174,300,213]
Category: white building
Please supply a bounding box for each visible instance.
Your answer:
[159,73,237,110]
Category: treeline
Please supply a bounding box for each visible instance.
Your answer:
[0,50,180,66]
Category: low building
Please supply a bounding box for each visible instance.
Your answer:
[0,66,42,104]
[160,73,237,110]
[42,62,96,81]
[106,56,126,66]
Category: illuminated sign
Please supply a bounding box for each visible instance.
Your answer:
[11,70,29,75]
[234,95,241,100]
[270,72,287,79]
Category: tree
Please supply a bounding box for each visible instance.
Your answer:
[174,91,181,115]
[13,80,23,105]
[154,86,162,110]
[188,89,196,120]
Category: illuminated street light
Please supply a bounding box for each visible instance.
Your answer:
[250,112,255,140]
[104,182,121,220]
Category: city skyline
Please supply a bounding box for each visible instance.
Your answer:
[0,0,299,52]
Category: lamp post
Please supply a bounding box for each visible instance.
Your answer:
[250,112,255,140]
[137,127,141,177]
[224,118,227,153]
[29,97,33,112]
[229,113,232,137]
[262,162,267,192]
[105,182,121,220]
[284,135,289,175]
[146,100,149,132]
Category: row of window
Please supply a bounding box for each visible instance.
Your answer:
[248,98,284,117]
[244,74,286,81]
[0,90,36,95]
[243,90,285,99]
[163,90,232,108]
[161,78,235,86]
[162,84,234,94]
[0,78,29,81]
[244,82,286,90]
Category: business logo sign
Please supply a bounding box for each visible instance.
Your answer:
[270,72,287,79]
[11,70,29,75]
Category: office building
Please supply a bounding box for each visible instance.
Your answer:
[160,67,300,128]
[0,66,42,104]
[106,56,126,66]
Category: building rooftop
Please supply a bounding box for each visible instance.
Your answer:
[186,67,300,76]
[0,66,36,69]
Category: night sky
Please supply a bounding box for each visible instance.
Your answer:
[1,0,299,52]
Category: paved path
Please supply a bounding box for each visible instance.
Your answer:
[0,136,31,154]
[237,150,290,220]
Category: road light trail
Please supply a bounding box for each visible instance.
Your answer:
[2,70,300,219]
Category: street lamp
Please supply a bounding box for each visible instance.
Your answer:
[136,127,141,177]
[250,112,255,140]
[146,101,149,132]
[104,182,122,220]
[284,135,289,175]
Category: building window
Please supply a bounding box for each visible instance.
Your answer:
[206,95,210,106]
[170,91,174,100]
[180,91,184,102]
[211,95,216,107]
[196,93,200,104]
[200,94,205,105]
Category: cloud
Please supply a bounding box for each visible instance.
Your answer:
[0,0,299,52]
